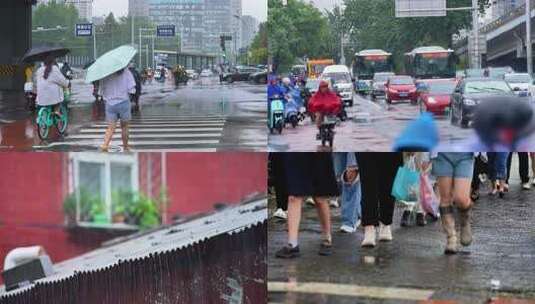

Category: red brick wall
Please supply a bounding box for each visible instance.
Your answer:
[165,152,268,217]
[0,152,267,283]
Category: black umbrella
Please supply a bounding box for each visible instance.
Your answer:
[21,45,70,63]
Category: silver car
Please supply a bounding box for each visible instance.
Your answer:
[371,72,395,99]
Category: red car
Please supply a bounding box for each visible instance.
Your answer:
[385,76,417,104]
[418,79,457,115]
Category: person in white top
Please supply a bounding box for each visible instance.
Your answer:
[99,68,136,152]
[35,56,69,114]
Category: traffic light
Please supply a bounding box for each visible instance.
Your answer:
[220,36,226,51]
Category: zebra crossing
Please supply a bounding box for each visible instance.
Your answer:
[35,115,229,152]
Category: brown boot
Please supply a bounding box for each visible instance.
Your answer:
[439,206,458,254]
[458,205,473,246]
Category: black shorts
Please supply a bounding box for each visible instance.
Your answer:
[283,153,339,197]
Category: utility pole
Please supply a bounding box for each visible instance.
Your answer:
[93,27,97,60]
[340,33,346,65]
[527,0,533,75]
[472,0,480,69]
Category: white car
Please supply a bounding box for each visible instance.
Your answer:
[321,65,354,106]
[200,69,213,77]
[186,69,199,80]
[504,73,534,97]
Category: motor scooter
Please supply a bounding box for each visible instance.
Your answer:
[269,95,285,134]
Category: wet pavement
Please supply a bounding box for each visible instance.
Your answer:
[0,77,266,152]
[268,94,519,152]
[268,159,535,303]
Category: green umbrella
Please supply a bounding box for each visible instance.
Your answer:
[85,45,137,84]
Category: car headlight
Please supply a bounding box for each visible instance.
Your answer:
[464,99,477,106]
[427,97,437,104]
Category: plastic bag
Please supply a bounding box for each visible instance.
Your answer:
[391,158,420,202]
[420,173,439,217]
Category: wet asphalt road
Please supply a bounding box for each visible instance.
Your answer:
[0,76,266,152]
[268,159,535,303]
[268,94,480,152]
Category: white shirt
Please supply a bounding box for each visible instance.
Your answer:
[99,69,136,106]
[36,65,69,106]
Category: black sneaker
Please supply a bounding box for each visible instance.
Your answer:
[318,241,332,256]
[416,213,426,226]
[400,210,411,227]
[275,245,300,259]
[316,133,321,140]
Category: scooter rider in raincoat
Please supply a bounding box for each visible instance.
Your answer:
[308,80,342,136]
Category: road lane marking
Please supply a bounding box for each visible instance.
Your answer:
[268,282,434,301]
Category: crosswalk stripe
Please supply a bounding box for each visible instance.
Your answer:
[67,133,222,139]
[268,282,434,301]
[90,123,225,128]
[79,128,224,133]
[44,140,220,147]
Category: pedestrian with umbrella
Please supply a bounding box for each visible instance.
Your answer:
[86,45,137,152]
[22,45,71,114]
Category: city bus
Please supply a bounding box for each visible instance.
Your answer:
[306,59,335,79]
[404,46,456,80]
[352,49,394,94]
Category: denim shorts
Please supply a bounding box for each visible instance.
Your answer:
[432,153,474,179]
[105,100,131,123]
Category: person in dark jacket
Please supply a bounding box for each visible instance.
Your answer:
[129,63,142,113]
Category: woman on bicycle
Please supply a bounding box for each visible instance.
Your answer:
[36,56,69,114]
[308,80,341,136]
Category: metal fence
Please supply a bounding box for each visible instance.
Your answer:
[0,222,267,304]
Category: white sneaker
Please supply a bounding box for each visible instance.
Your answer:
[523,182,532,190]
[272,208,287,219]
[532,177,535,186]
[305,197,315,206]
[329,199,339,208]
[361,225,376,247]
[378,223,393,242]
[339,225,356,233]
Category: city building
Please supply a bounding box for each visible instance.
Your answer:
[128,0,149,17]
[241,15,259,48]
[129,0,242,55]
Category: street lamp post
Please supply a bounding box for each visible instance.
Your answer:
[139,28,156,69]
[527,0,533,75]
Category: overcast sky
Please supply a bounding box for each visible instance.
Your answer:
[93,0,267,22]
[308,0,342,11]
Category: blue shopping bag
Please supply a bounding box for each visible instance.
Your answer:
[391,165,420,201]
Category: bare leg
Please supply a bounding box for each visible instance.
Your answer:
[287,196,303,245]
[101,122,116,151]
[314,196,331,243]
[452,178,472,209]
[121,121,130,152]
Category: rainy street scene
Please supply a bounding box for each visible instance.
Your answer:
[268,152,535,303]
[0,152,268,303]
[0,0,267,152]
[268,0,535,152]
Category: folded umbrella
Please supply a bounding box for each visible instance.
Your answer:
[85,45,137,84]
[21,45,70,63]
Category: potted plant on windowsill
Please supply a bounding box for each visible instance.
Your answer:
[129,194,161,230]
[63,189,100,227]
